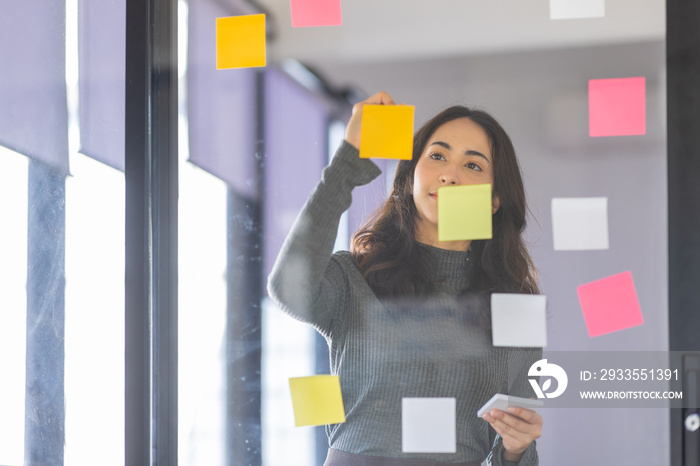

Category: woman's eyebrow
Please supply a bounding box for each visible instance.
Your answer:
[429,141,452,151]
[429,141,490,164]
[465,150,490,164]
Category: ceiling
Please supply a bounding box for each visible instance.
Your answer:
[257,0,665,66]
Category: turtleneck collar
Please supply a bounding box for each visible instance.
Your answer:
[416,242,471,293]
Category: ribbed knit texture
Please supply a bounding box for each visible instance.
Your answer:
[268,141,541,465]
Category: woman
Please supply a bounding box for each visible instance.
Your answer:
[268,91,543,465]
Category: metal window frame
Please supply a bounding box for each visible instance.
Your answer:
[667,1,700,465]
[125,0,178,464]
[25,160,66,464]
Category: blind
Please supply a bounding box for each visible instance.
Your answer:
[0,0,69,174]
[263,68,335,280]
[78,0,126,171]
[187,0,258,198]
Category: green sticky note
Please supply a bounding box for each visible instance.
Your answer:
[359,105,414,160]
[216,14,266,70]
[438,184,493,241]
[289,375,346,427]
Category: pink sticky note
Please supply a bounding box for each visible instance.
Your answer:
[589,77,646,137]
[576,271,644,338]
[290,0,342,27]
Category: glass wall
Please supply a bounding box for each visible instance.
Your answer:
[5,0,694,465]
[178,1,669,465]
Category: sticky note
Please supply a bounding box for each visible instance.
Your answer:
[437,184,492,241]
[402,398,456,453]
[589,77,646,137]
[550,0,605,20]
[290,0,342,27]
[216,15,266,70]
[491,294,548,347]
[576,271,644,338]
[289,375,346,427]
[551,197,609,251]
[359,105,414,160]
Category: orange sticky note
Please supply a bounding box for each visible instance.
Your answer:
[216,15,266,70]
[359,105,414,160]
[289,375,346,427]
[576,271,644,337]
[437,184,493,241]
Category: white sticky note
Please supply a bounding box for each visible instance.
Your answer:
[402,398,456,453]
[550,0,605,20]
[551,197,609,251]
[491,294,547,348]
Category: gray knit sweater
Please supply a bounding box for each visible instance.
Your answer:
[267,141,541,465]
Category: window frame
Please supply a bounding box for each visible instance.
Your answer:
[124,0,179,463]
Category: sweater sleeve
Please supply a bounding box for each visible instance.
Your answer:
[487,435,538,466]
[266,140,382,336]
[486,347,543,466]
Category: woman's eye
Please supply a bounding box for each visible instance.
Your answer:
[465,162,483,171]
[429,153,445,161]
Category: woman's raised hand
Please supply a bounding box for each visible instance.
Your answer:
[344,91,397,150]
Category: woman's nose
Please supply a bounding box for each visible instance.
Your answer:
[440,170,460,185]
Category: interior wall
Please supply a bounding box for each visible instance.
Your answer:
[313,40,669,466]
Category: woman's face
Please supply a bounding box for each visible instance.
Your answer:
[412,117,499,239]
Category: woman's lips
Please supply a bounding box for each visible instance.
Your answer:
[429,192,437,199]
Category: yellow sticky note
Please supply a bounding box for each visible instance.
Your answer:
[216,15,266,70]
[359,105,414,160]
[438,184,493,241]
[289,375,346,427]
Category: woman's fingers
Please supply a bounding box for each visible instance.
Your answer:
[355,91,396,108]
[493,409,541,436]
[345,91,397,149]
[485,407,542,429]
[490,418,529,443]
[506,406,540,423]
[372,90,396,106]
[350,93,396,119]
[485,410,526,436]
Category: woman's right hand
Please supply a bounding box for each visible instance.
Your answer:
[344,91,397,150]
